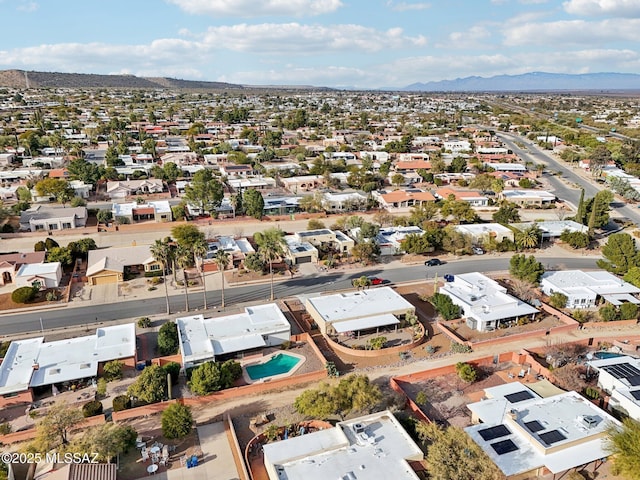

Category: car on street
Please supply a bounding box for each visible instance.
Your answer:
[367,276,384,285]
[425,258,443,266]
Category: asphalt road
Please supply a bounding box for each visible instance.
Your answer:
[0,256,600,336]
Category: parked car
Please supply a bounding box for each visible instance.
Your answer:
[367,276,384,285]
[425,258,443,266]
[472,246,485,255]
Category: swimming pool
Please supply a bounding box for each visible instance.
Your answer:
[593,351,625,360]
[245,353,302,381]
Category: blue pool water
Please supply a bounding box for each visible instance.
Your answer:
[246,353,301,380]
[593,351,625,360]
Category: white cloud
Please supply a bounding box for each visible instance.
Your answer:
[386,1,431,11]
[199,23,427,53]
[17,1,38,12]
[502,18,640,46]
[563,0,640,17]
[439,26,492,49]
[166,0,343,17]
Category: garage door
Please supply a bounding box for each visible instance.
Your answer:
[296,256,312,264]
[91,274,118,285]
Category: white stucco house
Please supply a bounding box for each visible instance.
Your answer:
[540,270,640,309]
[587,356,640,422]
[440,272,538,332]
[15,262,63,289]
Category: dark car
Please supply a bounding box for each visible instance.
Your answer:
[425,258,443,267]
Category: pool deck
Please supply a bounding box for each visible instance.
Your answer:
[241,349,306,384]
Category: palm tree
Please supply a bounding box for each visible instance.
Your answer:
[213,250,231,308]
[516,224,541,250]
[176,245,193,312]
[192,239,209,310]
[254,228,286,301]
[150,238,172,314]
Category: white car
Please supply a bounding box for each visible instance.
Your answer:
[472,246,485,255]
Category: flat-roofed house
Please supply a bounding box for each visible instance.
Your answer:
[440,272,538,332]
[293,229,354,256]
[19,206,88,232]
[454,223,514,244]
[0,251,46,286]
[0,324,136,408]
[434,187,488,207]
[540,270,640,309]
[112,201,172,223]
[587,355,640,422]
[284,236,318,265]
[262,410,423,480]
[465,383,620,478]
[176,304,291,368]
[305,287,415,335]
[499,189,556,206]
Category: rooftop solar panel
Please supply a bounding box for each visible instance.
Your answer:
[628,375,640,387]
[602,363,640,381]
[491,439,519,455]
[478,424,511,441]
[631,390,640,401]
[524,420,544,433]
[539,430,566,446]
[505,391,534,403]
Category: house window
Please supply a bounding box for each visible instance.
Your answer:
[48,224,58,230]
[149,264,161,271]
[62,222,72,229]
[35,225,44,231]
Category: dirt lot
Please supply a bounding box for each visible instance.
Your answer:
[0,288,65,312]
[450,315,565,343]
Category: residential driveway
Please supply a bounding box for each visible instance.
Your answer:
[89,282,117,304]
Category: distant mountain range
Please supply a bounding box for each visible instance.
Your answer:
[0,70,244,90]
[401,72,640,92]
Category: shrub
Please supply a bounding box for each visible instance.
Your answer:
[103,360,124,381]
[367,336,387,350]
[44,237,59,250]
[430,293,461,320]
[11,286,38,303]
[34,240,46,251]
[549,292,568,309]
[279,340,293,350]
[599,304,618,322]
[46,291,58,301]
[137,317,151,328]
[0,422,12,435]
[112,395,131,412]
[619,302,639,320]
[161,403,193,439]
[451,341,472,353]
[415,391,428,406]
[163,362,181,384]
[144,270,163,278]
[96,378,107,397]
[455,362,478,383]
[158,322,179,356]
[584,387,600,400]
[82,400,103,418]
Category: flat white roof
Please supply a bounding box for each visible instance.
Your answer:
[333,313,400,333]
[454,223,513,236]
[0,324,136,393]
[177,303,291,364]
[502,189,556,199]
[0,338,44,395]
[514,220,588,237]
[466,387,620,476]
[263,411,423,480]
[542,270,640,296]
[16,262,61,277]
[306,287,414,324]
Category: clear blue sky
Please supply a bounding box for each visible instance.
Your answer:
[1,0,639,89]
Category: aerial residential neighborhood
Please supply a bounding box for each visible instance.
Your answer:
[1,77,640,480]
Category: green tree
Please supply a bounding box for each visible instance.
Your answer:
[33,404,83,449]
[583,190,613,229]
[455,362,477,382]
[441,226,472,255]
[102,360,123,381]
[46,246,73,266]
[67,158,102,184]
[34,178,74,205]
[97,209,113,224]
[294,374,381,420]
[409,202,439,226]
[351,242,380,265]
[307,218,326,230]
[183,169,224,215]
[150,238,173,315]
[188,360,242,395]
[509,254,544,284]
[243,188,265,219]
[623,267,640,288]
[598,233,640,275]
[468,173,494,193]
[16,185,32,202]
[440,197,478,224]
[72,423,137,463]
[559,230,590,249]
[171,224,205,248]
[430,293,461,320]
[127,364,167,404]
[620,302,639,320]
[254,228,286,301]
[391,173,405,188]
[402,233,434,254]
[575,188,586,224]
[492,203,520,224]
[549,292,569,309]
[599,304,618,322]
[158,321,179,356]
[606,418,640,480]
[515,224,542,250]
[415,422,503,480]
[161,403,193,440]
